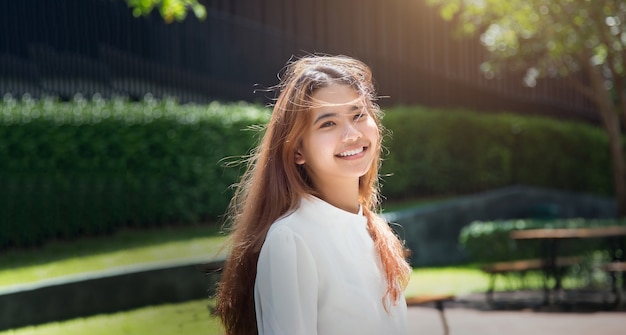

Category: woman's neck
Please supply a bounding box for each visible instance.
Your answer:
[313,179,360,214]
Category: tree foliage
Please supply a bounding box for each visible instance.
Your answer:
[428,0,625,88]
[125,0,206,23]
[428,0,626,216]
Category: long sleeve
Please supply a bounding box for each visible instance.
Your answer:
[255,225,319,335]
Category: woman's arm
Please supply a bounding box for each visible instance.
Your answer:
[254,225,319,335]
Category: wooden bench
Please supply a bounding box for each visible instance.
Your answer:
[601,262,626,273]
[405,294,455,335]
[599,261,626,305]
[480,256,582,303]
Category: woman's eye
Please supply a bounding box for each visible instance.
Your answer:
[354,111,365,121]
[320,121,335,128]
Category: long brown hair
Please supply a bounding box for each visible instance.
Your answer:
[215,55,411,335]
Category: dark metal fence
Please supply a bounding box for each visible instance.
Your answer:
[0,0,597,121]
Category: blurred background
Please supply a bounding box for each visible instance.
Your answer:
[0,0,601,116]
[0,0,624,334]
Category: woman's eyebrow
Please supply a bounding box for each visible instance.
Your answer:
[313,112,337,124]
[313,105,363,124]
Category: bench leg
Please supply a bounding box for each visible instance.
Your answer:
[609,270,620,305]
[434,300,449,335]
[486,274,495,305]
[541,268,551,305]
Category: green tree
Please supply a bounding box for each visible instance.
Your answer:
[428,0,626,216]
[125,0,206,23]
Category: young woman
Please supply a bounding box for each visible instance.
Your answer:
[215,55,411,335]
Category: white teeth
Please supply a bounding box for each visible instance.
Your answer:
[337,147,364,157]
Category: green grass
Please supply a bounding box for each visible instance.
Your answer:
[1,266,496,335]
[0,235,564,335]
[0,196,546,335]
[405,265,586,297]
[405,266,491,296]
[1,264,567,335]
[0,224,228,288]
[0,197,445,288]
[0,300,223,335]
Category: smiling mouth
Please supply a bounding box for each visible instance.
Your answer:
[337,147,366,157]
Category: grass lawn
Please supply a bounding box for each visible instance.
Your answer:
[0,197,450,288]
[0,266,498,335]
[0,224,228,288]
[0,230,559,335]
[0,299,223,335]
[0,265,560,335]
[0,196,549,335]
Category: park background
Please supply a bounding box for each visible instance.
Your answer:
[0,0,624,334]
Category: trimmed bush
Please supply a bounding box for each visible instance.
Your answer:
[0,97,269,248]
[381,106,611,199]
[459,218,626,263]
[0,99,613,249]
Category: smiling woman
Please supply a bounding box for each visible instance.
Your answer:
[215,55,411,335]
[295,83,380,214]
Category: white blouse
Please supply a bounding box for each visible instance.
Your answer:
[254,195,407,335]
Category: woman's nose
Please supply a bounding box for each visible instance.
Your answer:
[342,123,362,142]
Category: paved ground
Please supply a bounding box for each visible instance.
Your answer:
[407,290,626,335]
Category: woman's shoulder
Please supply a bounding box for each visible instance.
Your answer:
[264,199,328,242]
[266,204,313,236]
[260,211,319,262]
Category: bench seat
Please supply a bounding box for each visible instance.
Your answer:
[600,262,626,273]
[480,256,582,303]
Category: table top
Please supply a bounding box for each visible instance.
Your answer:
[510,226,626,240]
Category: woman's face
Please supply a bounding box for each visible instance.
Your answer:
[295,83,379,188]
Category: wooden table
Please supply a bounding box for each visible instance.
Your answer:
[511,226,626,240]
[510,226,626,305]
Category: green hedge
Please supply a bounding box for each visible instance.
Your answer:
[381,106,611,198]
[0,97,269,248]
[0,99,613,248]
[459,218,626,263]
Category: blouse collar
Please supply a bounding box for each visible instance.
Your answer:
[300,195,366,224]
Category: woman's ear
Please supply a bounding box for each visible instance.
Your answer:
[295,150,305,165]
